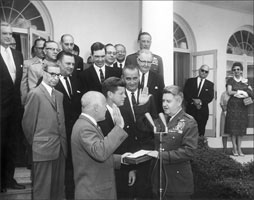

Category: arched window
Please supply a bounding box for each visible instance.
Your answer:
[0,0,53,59]
[0,0,45,30]
[227,30,254,57]
[174,22,188,49]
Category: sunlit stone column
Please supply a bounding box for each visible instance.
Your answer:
[141,0,173,85]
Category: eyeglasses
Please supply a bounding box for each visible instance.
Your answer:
[63,43,74,47]
[201,69,209,74]
[138,58,152,65]
[106,51,116,56]
[116,51,126,54]
[46,48,60,52]
[45,71,62,78]
[233,68,241,72]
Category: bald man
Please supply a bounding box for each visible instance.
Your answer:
[183,65,214,136]
[71,91,129,200]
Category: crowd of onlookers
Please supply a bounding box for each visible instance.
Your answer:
[1,20,253,200]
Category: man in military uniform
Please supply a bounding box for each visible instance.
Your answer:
[148,85,199,200]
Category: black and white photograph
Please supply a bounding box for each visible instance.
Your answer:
[0,0,253,199]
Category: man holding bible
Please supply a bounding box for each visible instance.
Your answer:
[148,85,199,200]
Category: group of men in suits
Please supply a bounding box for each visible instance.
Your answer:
[1,20,214,200]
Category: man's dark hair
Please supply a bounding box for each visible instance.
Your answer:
[138,32,152,41]
[73,44,80,55]
[102,77,126,97]
[122,64,139,76]
[90,42,105,55]
[43,40,58,48]
[56,51,74,61]
[33,38,46,47]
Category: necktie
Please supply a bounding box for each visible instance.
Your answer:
[99,69,105,83]
[131,92,137,106]
[119,63,122,69]
[140,73,145,90]
[197,79,203,97]
[51,88,57,107]
[64,76,72,97]
[5,48,16,82]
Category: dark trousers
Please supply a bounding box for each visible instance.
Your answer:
[115,166,135,199]
[0,113,19,188]
[195,114,208,136]
[133,160,153,199]
[65,124,75,200]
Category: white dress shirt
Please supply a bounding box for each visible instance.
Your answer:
[93,64,105,82]
[1,45,16,82]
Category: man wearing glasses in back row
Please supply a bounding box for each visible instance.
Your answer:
[22,62,67,200]
[26,40,60,95]
[183,65,214,136]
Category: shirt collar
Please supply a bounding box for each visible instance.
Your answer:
[169,108,182,121]
[1,45,10,53]
[81,113,97,126]
[41,81,53,96]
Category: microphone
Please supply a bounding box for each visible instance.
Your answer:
[145,112,156,132]
[159,113,168,133]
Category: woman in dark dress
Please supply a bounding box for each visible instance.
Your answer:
[225,62,253,156]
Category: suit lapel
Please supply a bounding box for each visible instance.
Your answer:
[11,49,22,84]
[39,84,57,110]
[168,109,184,129]
[0,53,14,84]
[91,66,101,85]
[80,115,104,138]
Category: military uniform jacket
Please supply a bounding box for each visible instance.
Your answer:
[152,109,198,196]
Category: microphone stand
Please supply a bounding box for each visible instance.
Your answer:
[145,113,168,200]
[154,126,168,200]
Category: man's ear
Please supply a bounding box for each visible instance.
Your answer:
[107,91,113,99]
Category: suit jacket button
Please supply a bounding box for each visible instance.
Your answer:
[135,136,138,140]
[176,171,179,174]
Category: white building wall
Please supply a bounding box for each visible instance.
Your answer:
[43,0,141,61]
[174,1,253,148]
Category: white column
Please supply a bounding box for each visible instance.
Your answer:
[142,0,173,86]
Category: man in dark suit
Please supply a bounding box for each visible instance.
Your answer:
[183,64,214,136]
[137,49,165,113]
[79,42,121,93]
[0,22,25,192]
[71,91,129,200]
[125,32,164,79]
[98,77,136,199]
[60,34,83,78]
[55,51,82,199]
[105,44,122,77]
[22,63,67,200]
[120,64,157,199]
[114,44,126,69]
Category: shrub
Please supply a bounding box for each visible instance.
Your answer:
[191,136,254,199]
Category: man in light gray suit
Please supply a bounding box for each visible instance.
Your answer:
[22,63,67,200]
[71,91,130,200]
[20,38,45,105]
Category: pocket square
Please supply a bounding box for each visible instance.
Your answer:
[77,90,81,93]
[205,89,208,91]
